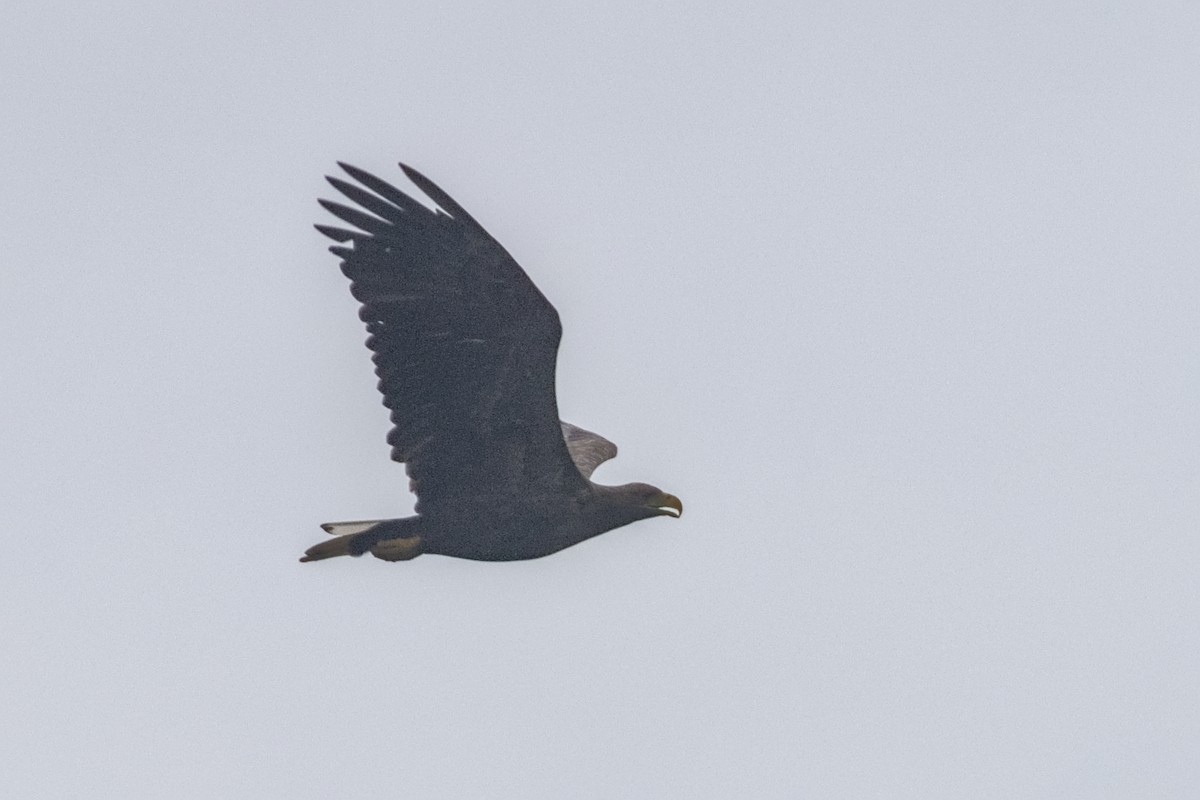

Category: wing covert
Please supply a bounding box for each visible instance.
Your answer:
[560,422,618,479]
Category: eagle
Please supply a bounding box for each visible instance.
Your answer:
[300,162,682,563]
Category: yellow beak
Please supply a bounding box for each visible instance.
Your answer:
[651,492,683,518]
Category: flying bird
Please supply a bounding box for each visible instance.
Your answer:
[301,162,681,563]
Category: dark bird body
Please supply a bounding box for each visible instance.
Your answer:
[301,162,681,564]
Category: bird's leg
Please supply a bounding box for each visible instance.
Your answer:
[369,535,423,562]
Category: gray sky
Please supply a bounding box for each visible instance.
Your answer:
[3,2,1198,797]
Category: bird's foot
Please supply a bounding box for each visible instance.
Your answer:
[370,535,423,562]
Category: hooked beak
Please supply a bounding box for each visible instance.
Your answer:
[650,492,683,518]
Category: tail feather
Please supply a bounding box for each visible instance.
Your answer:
[300,517,421,563]
[319,519,387,536]
[299,533,362,562]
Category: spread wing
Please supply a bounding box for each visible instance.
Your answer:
[317,162,588,511]
[560,422,618,479]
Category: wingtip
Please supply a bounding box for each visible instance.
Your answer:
[314,223,355,242]
[396,162,474,221]
[338,161,377,183]
[398,162,423,182]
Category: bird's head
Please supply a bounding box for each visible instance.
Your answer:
[610,482,683,520]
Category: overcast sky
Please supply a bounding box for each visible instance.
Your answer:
[3,2,1198,798]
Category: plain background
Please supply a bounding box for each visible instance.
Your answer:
[3,2,1197,797]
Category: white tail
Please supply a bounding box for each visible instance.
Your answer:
[301,517,423,563]
[319,520,386,536]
